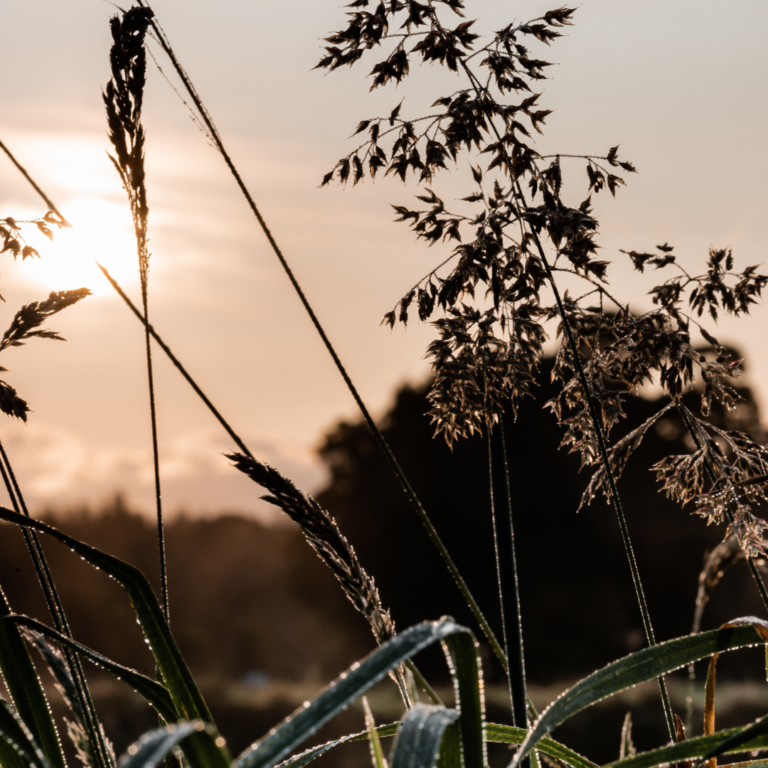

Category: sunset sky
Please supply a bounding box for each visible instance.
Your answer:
[0,0,766,520]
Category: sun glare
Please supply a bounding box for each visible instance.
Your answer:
[13,197,141,298]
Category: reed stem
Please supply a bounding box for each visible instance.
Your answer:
[0,439,113,768]
[0,141,65,222]
[487,419,529,748]
[135,1,507,669]
[457,56,676,740]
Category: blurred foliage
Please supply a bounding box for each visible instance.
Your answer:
[313,358,768,684]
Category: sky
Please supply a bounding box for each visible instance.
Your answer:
[0,0,766,520]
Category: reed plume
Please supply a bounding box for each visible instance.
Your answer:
[104,6,169,620]
[227,453,395,646]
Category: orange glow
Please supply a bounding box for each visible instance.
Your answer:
[14,197,140,297]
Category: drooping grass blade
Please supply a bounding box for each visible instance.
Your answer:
[2,615,176,723]
[390,705,458,768]
[605,722,768,768]
[117,722,222,768]
[0,507,228,768]
[234,619,480,768]
[0,699,52,768]
[0,589,65,768]
[511,622,767,768]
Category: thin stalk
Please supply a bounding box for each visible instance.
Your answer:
[457,56,675,739]
[487,419,528,748]
[134,1,507,669]
[0,440,113,768]
[4,100,450,704]
[140,292,169,621]
[522,190,675,740]
[676,403,768,609]
[97,263,254,460]
[0,141,65,222]
[97,265,443,705]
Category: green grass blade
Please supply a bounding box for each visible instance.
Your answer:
[117,722,223,768]
[511,623,767,768]
[275,724,399,768]
[0,733,28,768]
[485,725,597,768]
[605,725,768,768]
[0,509,228,768]
[696,712,768,767]
[390,705,458,768]
[0,699,52,768]
[2,615,175,723]
[442,632,485,768]
[235,619,473,768]
[275,723,592,768]
[363,698,388,768]
[0,589,64,768]
[721,763,768,768]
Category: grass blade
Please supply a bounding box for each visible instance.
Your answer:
[0,699,52,768]
[234,619,474,768]
[485,725,597,768]
[390,705,458,768]
[275,724,399,768]
[0,589,64,768]
[3,615,175,723]
[605,724,768,768]
[510,622,768,768]
[274,723,595,768]
[487,421,528,734]
[696,713,768,768]
[117,722,221,768]
[0,507,228,768]
[443,630,485,768]
[363,698,388,768]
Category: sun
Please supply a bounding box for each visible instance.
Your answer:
[12,197,142,298]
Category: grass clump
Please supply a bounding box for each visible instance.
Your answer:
[1,4,768,768]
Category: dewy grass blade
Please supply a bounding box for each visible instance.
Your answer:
[487,420,528,733]
[694,712,768,768]
[485,725,597,768]
[510,622,768,768]
[605,725,768,768]
[363,698,389,768]
[0,588,65,768]
[117,722,222,768]
[0,507,229,768]
[234,619,475,768]
[0,699,53,768]
[2,615,176,723]
[274,723,594,768]
[275,724,400,768]
[443,629,485,768]
[390,705,459,768]
[0,427,111,768]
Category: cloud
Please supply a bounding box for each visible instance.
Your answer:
[0,420,327,525]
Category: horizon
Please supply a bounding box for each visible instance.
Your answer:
[1,0,766,519]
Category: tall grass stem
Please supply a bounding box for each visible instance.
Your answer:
[487,420,529,750]
[97,264,254,460]
[0,439,113,768]
[0,141,65,223]
[456,57,675,739]
[135,1,506,670]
